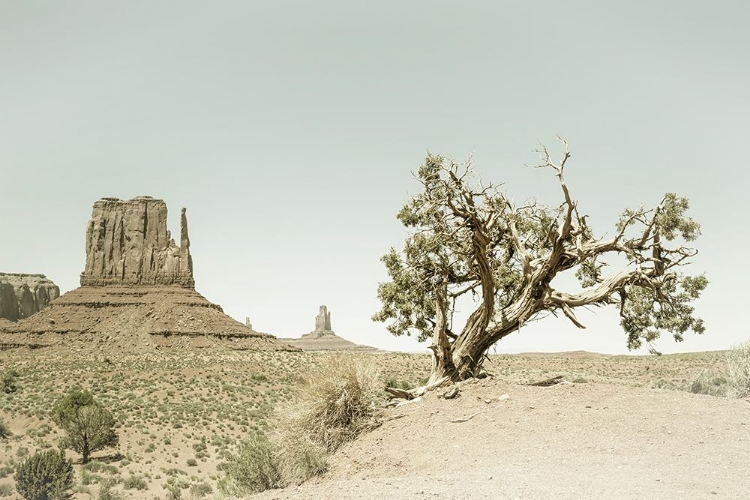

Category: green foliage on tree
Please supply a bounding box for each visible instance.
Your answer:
[14,449,73,500]
[51,390,118,464]
[374,140,707,381]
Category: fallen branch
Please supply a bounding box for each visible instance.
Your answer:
[385,387,414,400]
[450,410,484,423]
[527,375,564,387]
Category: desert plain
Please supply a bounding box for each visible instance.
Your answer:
[1,346,748,500]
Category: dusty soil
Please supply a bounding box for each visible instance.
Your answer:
[251,378,750,500]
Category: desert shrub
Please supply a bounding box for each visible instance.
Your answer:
[188,481,212,498]
[273,434,328,486]
[14,449,73,500]
[122,475,147,490]
[164,484,182,500]
[651,378,678,390]
[384,376,412,391]
[0,484,14,497]
[0,417,10,439]
[97,486,123,500]
[727,339,750,398]
[0,465,14,479]
[1,369,19,394]
[689,371,728,397]
[218,432,282,496]
[82,461,118,475]
[51,390,118,464]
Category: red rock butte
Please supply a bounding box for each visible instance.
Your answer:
[0,196,295,352]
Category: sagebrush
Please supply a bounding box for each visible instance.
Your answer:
[14,449,73,500]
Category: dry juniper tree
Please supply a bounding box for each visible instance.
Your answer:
[373,139,707,385]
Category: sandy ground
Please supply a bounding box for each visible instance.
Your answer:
[251,378,750,500]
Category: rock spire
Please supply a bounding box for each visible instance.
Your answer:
[314,305,333,333]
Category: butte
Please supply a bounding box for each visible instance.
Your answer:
[280,305,378,351]
[0,196,294,352]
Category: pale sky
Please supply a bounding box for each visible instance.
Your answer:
[1,1,748,354]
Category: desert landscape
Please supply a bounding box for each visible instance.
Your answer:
[0,192,747,500]
[1,347,748,499]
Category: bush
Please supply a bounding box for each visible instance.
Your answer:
[122,475,147,490]
[14,450,73,500]
[0,484,14,497]
[97,486,123,500]
[189,482,212,498]
[218,432,282,496]
[1,369,19,394]
[689,371,728,397]
[274,434,328,486]
[51,390,118,464]
[727,339,750,398]
[0,418,10,439]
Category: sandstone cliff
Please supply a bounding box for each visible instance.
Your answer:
[0,273,60,322]
[79,196,194,288]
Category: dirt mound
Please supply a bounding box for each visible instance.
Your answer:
[0,285,296,351]
[252,377,750,499]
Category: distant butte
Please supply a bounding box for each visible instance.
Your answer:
[0,196,296,352]
[280,305,378,351]
[0,273,60,322]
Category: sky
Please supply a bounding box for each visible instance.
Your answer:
[1,1,748,354]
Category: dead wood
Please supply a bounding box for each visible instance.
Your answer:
[527,375,565,387]
[385,387,414,400]
[450,411,484,423]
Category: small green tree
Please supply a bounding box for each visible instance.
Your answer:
[51,390,118,464]
[14,449,73,500]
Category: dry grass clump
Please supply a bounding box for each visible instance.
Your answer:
[278,354,382,452]
[727,339,750,398]
[273,354,381,484]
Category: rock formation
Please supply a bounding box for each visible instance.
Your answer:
[0,273,60,322]
[279,305,378,351]
[0,196,295,352]
[0,285,294,351]
[313,305,333,334]
[80,196,194,288]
